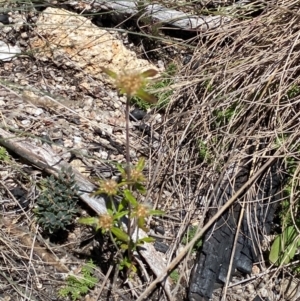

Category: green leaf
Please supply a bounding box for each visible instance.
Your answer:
[111,227,130,243]
[119,257,131,269]
[124,190,138,206]
[134,182,146,194]
[137,217,149,232]
[149,209,165,216]
[136,89,157,104]
[136,157,145,171]
[131,264,137,273]
[116,163,125,174]
[107,208,113,215]
[58,260,97,301]
[113,211,129,220]
[0,146,10,161]
[101,67,117,79]
[138,237,155,243]
[78,217,98,226]
[118,198,127,212]
[120,243,129,250]
[269,225,300,265]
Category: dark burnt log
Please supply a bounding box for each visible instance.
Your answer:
[189,158,286,301]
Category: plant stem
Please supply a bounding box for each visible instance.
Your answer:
[125,95,132,265]
[109,231,123,259]
[125,95,131,178]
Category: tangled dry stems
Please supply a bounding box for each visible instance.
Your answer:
[145,0,300,296]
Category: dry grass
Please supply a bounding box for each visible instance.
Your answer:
[2,0,300,300]
[144,0,300,298]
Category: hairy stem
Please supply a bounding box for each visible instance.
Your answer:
[125,95,132,265]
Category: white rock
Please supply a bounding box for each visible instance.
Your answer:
[52,131,62,139]
[84,96,93,107]
[157,60,165,70]
[25,107,38,115]
[0,41,21,61]
[100,124,113,135]
[73,136,82,144]
[154,113,162,123]
[259,287,268,298]
[98,150,108,160]
[21,119,30,126]
[34,108,44,116]
[21,32,28,39]
[31,8,158,79]
[113,100,121,109]
[129,149,136,158]
[64,139,73,148]
[2,26,12,33]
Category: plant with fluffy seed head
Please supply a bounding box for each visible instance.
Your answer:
[79,69,163,274]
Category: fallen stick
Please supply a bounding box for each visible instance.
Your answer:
[92,0,230,32]
[90,0,254,32]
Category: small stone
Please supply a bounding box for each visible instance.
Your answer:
[69,117,81,125]
[130,108,147,121]
[259,287,268,298]
[246,284,255,294]
[2,26,12,33]
[57,118,67,124]
[21,32,28,39]
[34,108,44,116]
[0,14,9,24]
[62,129,72,137]
[119,95,127,103]
[64,139,73,148]
[100,124,113,135]
[19,79,29,85]
[157,59,165,70]
[251,265,260,274]
[154,113,162,123]
[98,150,108,160]
[35,280,43,289]
[84,96,93,108]
[107,91,117,99]
[73,136,82,144]
[21,119,30,125]
[113,100,121,109]
[0,41,21,61]
[129,149,136,158]
[154,241,169,253]
[52,130,62,139]
[155,226,165,235]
